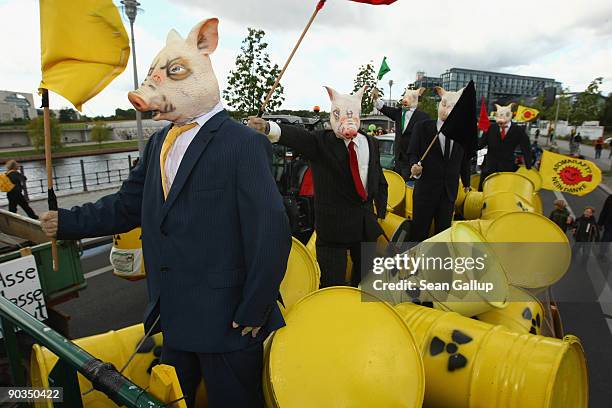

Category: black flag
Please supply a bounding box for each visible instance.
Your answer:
[440,80,478,158]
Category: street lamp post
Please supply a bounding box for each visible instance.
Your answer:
[121,0,145,156]
[387,79,394,130]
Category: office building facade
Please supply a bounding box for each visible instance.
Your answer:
[0,91,38,122]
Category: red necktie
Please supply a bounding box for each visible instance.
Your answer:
[500,126,507,141]
[348,141,367,201]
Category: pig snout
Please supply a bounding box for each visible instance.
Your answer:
[128,92,149,112]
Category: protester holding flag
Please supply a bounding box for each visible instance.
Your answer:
[373,85,430,181]
[408,85,473,241]
[477,103,532,190]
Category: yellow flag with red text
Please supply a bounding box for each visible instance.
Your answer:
[39,0,130,110]
[540,150,601,196]
[515,105,539,122]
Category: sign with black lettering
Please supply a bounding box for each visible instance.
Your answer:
[0,255,47,321]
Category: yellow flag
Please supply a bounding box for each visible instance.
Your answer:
[540,150,601,196]
[515,105,539,122]
[39,0,130,111]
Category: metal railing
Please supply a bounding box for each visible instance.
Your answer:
[0,294,165,407]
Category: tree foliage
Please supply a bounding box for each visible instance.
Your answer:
[600,93,612,127]
[26,116,62,151]
[353,62,384,114]
[90,122,112,145]
[418,89,438,119]
[570,77,604,125]
[224,28,284,116]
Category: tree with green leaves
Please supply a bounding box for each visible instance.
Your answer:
[531,89,571,121]
[59,107,78,122]
[90,122,111,146]
[353,62,384,114]
[26,116,62,151]
[600,93,612,127]
[418,89,438,119]
[224,28,284,116]
[570,77,604,125]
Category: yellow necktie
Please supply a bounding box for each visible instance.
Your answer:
[160,122,197,198]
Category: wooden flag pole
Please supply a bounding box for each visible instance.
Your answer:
[41,89,59,272]
[419,129,443,163]
[258,0,326,116]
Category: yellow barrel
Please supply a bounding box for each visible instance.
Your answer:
[264,288,425,408]
[481,192,534,220]
[482,212,571,289]
[111,227,146,281]
[383,169,406,216]
[456,180,468,210]
[517,166,543,191]
[361,223,509,316]
[280,237,321,313]
[470,173,481,190]
[532,192,543,214]
[148,365,188,408]
[405,184,414,219]
[482,172,535,203]
[395,302,588,408]
[462,191,484,219]
[477,286,545,335]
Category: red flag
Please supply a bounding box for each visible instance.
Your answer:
[317,0,397,10]
[478,96,490,132]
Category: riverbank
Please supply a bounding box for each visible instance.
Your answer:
[0,141,139,163]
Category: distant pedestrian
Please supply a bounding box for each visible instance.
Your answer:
[608,138,612,159]
[594,137,604,159]
[572,206,600,242]
[531,140,543,167]
[535,128,540,140]
[548,127,555,145]
[549,199,572,232]
[3,160,38,219]
[599,195,612,242]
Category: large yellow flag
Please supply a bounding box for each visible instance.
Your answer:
[515,105,539,122]
[39,0,130,111]
[540,150,601,196]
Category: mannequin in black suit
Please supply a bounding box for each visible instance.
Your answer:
[409,87,471,242]
[373,87,430,180]
[249,86,388,287]
[478,103,532,190]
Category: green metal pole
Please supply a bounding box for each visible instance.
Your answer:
[0,296,166,408]
[0,317,26,386]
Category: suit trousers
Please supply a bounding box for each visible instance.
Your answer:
[315,239,363,287]
[410,193,454,242]
[161,341,264,408]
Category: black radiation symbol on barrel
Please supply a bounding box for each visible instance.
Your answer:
[522,307,541,334]
[430,330,473,372]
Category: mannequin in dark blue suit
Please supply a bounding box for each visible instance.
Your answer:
[55,110,291,406]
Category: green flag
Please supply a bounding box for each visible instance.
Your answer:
[377,57,390,80]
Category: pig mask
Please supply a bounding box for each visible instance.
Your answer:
[128,18,221,124]
[326,86,366,141]
[495,103,514,126]
[434,86,464,121]
[401,87,425,108]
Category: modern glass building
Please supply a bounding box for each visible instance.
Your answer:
[410,71,442,90]
[439,68,562,109]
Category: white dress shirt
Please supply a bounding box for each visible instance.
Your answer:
[344,133,370,193]
[374,100,414,132]
[164,102,225,193]
[268,121,370,192]
[437,119,453,156]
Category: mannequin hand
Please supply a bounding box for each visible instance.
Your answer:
[247,116,268,135]
[411,163,423,177]
[40,211,58,238]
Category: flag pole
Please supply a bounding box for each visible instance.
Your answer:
[41,89,59,272]
[258,0,327,116]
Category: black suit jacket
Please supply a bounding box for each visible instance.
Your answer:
[58,111,292,353]
[379,105,430,163]
[479,123,532,172]
[408,119,471,203]
[277,125,388,244]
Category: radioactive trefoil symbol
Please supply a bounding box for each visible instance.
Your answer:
[430,330,473,372]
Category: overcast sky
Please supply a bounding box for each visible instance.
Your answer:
[1,0,611,116]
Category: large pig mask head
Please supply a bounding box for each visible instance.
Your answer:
[495,103,514,126]
[401,87,425,108]
[128,18,220,124]
[434,86,464,121]
[326,86,366,141]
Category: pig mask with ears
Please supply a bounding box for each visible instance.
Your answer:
[434,86,465,121]
[326,86,366,141]
[495,103,514,126]
[128,18,221,124]
[401,87,425,108]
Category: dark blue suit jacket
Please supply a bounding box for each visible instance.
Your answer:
[58,111,291,353]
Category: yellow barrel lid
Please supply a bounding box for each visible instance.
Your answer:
[267,287,425,408]
[483,212,571,289]
[383,169,406,211]
[280,237,321,311]
[517,166,543,191]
